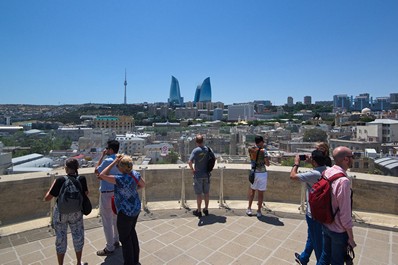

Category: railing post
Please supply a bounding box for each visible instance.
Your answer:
[349,175,363,223]
[179,165,189,209]
[47,172,58,235]
[138,166,148,212]
[218,166,229,209]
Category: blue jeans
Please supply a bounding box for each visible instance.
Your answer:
[297,215,323,264]
[317,226,348,265]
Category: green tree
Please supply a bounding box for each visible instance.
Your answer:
[157,151,179,164]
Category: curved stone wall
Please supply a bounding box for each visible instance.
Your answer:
[0,164,397,225]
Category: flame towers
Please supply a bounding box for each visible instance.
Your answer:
[168,76,184,106]
[194,77,212,104]
[168,76,212,106]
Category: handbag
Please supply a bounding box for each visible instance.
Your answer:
[249,169,256,184]
[76,176,92,215]
[249,148,261,184]
[82,193,92,215]
[111,172,140,215]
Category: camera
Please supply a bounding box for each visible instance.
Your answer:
[299,154,306,161]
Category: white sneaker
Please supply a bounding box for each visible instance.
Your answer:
[256,211,262,217]
[246,208,252,216]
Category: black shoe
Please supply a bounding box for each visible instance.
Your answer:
[203,209,209,216]
[294,252,302,265]
[193,209,202,218]
[114,241,120,248]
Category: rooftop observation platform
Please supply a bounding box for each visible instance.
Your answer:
[0,164,397,265]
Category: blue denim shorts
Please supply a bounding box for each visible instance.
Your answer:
[193,177,210,195]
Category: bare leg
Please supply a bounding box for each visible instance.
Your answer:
[56,253,65,265]
[204,193,209,210]
[247,188,255,209]
[196,194,202,211]
[257,191,264,212]
[76,250,82,265]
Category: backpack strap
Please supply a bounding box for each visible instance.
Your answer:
[326,172,348,219]
[205,146,212,180]
[327,172,346,183]
[252,147,261,170]
[76,176,85,194]
[128,172,140,185]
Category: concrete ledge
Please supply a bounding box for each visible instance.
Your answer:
[0,164,397,225]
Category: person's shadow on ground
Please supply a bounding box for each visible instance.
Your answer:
[198,214,227,226]
[257,214,284,226]
[101,248,124,265]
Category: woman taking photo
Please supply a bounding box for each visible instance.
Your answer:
[98,154,145,265]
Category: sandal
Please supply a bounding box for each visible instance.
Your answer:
[96,248,114,256]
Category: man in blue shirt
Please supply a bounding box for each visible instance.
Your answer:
[188,134,211,218]
[94,140,121,256]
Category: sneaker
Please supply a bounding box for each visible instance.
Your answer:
[256,211,262,217]
[246,208,252,216]
[114,242,120,248]
[294,252,302,265]
[203,209,209,216]
[193,209,202,218]
[96,248,114,256]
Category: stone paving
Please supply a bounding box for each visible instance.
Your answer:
[0,202,397,265]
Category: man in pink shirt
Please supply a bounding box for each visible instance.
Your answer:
[317,146,357,265]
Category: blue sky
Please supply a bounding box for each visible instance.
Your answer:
[1,1,397,106]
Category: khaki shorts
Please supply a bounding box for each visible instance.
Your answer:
[250,172,268,191]
[193,178,210,195]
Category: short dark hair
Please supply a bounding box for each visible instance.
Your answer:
[255,136,264,145]
[65,158,79,175]
[107,140,120,153]
[195,134,204,144]
[311,150,326,166]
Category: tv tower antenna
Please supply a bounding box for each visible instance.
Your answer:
[124,69,127,104]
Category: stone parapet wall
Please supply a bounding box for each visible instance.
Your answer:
[0,165,397,225]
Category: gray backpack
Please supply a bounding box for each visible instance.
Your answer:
[57,176,83,214]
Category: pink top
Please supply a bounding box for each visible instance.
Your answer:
[324,165,353,233]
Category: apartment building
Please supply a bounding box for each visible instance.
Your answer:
[93,116,134,134]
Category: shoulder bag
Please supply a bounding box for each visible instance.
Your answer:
[77,176,92,215]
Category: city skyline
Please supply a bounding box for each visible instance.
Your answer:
[1,1,397,106]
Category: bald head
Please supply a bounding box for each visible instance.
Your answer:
[332,146,354,170]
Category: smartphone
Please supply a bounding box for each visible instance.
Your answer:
[299,154,306,161]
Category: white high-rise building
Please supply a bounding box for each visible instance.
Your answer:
[227,104,255,121]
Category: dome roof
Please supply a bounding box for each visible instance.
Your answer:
[361,108,371,114]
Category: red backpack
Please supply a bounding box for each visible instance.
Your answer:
[308,172,346,224]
